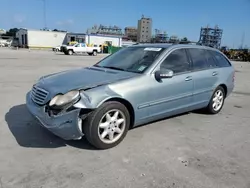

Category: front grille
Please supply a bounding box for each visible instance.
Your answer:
[31,85,49,105]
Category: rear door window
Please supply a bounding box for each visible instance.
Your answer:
[188,48,208,71]
[210,50,232,67]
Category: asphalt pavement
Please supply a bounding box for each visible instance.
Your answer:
[0,48,250,188]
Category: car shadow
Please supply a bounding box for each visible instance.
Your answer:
[54,53,92,56]
[5,104,96,150]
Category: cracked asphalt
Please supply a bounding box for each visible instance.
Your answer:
[0,48,250,188]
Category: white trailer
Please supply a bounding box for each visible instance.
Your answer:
[85,34,122,47]
[16,29,67,49]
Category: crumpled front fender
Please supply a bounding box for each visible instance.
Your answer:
[73,85,121,109]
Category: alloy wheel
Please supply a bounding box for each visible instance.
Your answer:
[212,89,224,111]
[98,109,126,144]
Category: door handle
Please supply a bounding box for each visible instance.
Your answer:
[185,76,192,81]
[212,71,218,76]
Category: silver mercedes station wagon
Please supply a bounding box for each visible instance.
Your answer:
[26,44,235,149]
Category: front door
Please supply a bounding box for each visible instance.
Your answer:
[146,48,194,120]
[73,43,81,53]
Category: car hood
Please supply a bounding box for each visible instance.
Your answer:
[35,66,138,96]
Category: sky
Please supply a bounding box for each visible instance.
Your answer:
[0,0,249,48]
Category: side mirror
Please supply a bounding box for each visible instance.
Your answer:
[154,69,174,81]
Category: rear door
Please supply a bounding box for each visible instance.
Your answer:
[209,50,235,96]
[187,48,220,106]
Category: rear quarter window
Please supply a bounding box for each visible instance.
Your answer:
[210,50,232,67]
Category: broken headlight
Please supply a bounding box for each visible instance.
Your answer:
[49,90,80,108]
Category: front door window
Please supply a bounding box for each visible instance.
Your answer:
[160,49,190,74]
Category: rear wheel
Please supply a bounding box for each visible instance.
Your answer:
[206,86,225,114]
[93,50,97,56]
[83,101,130,149]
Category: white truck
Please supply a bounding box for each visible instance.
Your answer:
[62,43,101,56]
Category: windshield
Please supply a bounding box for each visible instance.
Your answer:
[95,46,166,73]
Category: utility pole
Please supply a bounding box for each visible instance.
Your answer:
[241,31,245,49]
[37,0,47,29]
[43,0,47,29]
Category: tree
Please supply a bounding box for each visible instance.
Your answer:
[52,29,67,32]
[2,28,19,37]
[181,37,188,42]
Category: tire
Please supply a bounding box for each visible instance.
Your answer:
[68,50,73,55]
[83,101,130,149]
[88,52,93,56]
[93,50,97,56]
[206,86,225,114]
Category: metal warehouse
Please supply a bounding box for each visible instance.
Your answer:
[16,29,67,49]
[85,34,122,47]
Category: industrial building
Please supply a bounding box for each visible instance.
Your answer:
[169,35,179,43]
[152,29,168,43]
[124,27,137,42]
[65,33,86,44]
[16,29,122,49]
[198,25,223,49]
[86,25,123,36]
[85,34,122,47]
[137,15,152,43]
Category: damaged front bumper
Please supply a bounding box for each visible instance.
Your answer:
[26,91,84,140]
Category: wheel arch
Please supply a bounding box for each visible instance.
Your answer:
[101,97,135,129]
[68,49,74,53]
[218,84,228,97]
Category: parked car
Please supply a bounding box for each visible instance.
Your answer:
[61,42,101,56]
[26,44,235,149]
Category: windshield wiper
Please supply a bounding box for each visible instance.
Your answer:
[102,66,125,71]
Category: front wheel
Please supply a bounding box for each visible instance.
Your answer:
[83,101,130,149]
[68,50,73,55]
[206,86,225,114]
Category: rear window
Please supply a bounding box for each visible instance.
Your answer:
[210,50,231,67]
[204,50,218,68]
